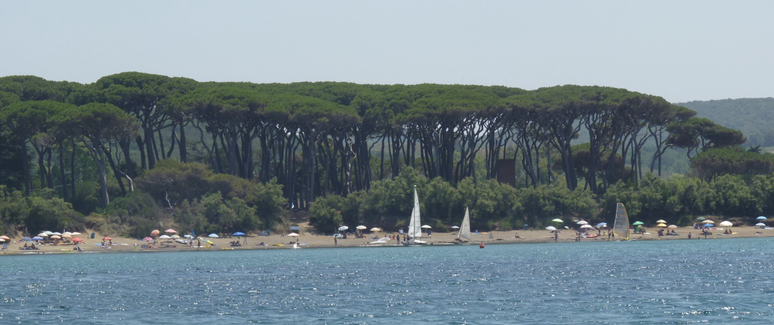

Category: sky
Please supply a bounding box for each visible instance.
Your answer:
[1,0,773,103]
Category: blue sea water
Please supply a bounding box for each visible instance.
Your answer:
[2,238,774,324]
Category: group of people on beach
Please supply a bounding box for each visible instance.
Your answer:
[657,229,678,236]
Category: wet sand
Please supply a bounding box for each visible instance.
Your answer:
[1,225,771,255]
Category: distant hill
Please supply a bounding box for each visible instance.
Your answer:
[678,98,774,148]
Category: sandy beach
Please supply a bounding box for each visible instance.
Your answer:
[2,225,772,255]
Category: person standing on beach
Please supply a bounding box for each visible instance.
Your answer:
[554,232,558,241]
[334,235,338,246]
[688,232,691,239]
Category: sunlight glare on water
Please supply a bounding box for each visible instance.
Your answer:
[1,238,773,324]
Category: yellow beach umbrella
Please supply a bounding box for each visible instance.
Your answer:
[656,223,667,228]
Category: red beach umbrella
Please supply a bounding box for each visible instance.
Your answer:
[72,237,83,243]
[102,237,112,241]
[150,230,160,237]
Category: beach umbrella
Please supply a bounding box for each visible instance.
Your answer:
[656,219,667,224]
[0,235,10,240]
[356,225,367,230]
[757,216,767,220]
[338,226,349,231]
[702,220,714,224]
[164,229,177,234]
[159,235,171,239]
[184,234,192,238]
[171,235,180,239]
[102,236,112,241]
[581,224,593,229]
[576,220,588,225]
[546,226,557,231]
[71,232,81,235]
[20,237,32,242]
[370,227,382,232]
[703,224,714,228]
[37,233,48,237]
[72,237,83,243]
[421,225,432,229]
[51,232,62,235]
[551,218,564,223]
[756,223,766,226]
[232,232,246,236]
[668,225,678,229]
[451,226,460,229]
[143,237,153,241]
[208,233,219,238]
[32,237,43,241]
[50,235,61,239]
[287,233,299,237]
[656,223,667,228]
[632,221,644,226]
[719,221,733,227]
[596,222,607,228]
[150,230,160,237]
[62,234,72,238]
[696,217,706,221]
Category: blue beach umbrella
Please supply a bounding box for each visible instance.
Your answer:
[232,232,246,236]
[596,222,607,228]
[703,223,714,228]
[20,237,32,242]
[757,216,767,220]
[32,237,43,241]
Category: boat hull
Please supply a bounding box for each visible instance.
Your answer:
[401,240,428,246]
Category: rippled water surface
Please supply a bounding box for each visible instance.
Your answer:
[2,238,774,324]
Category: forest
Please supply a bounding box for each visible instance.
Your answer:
[680,98,774,149]
[1,72,773,237]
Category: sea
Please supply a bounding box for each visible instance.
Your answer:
[2,237,773,324]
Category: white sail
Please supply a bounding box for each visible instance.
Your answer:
[458,207,471,241]
[612,202,630,241]
[408,186,422,239]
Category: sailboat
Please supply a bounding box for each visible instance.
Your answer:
[455,207,471,244]
[403,185,427,246]
[612,202,630,241]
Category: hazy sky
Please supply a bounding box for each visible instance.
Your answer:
[2,0,772,103]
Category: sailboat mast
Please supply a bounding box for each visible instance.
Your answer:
[413,185,421,239]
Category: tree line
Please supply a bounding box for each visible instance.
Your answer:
[0,72,769,236]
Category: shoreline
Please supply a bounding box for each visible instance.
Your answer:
[2,225,771,256]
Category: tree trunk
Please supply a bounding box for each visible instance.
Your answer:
[178,121,187,162]
[59,141,67,201]
[144,127,156,169]
[70,139,76,199]
[20,139,31,196]
[136,136,147,170]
